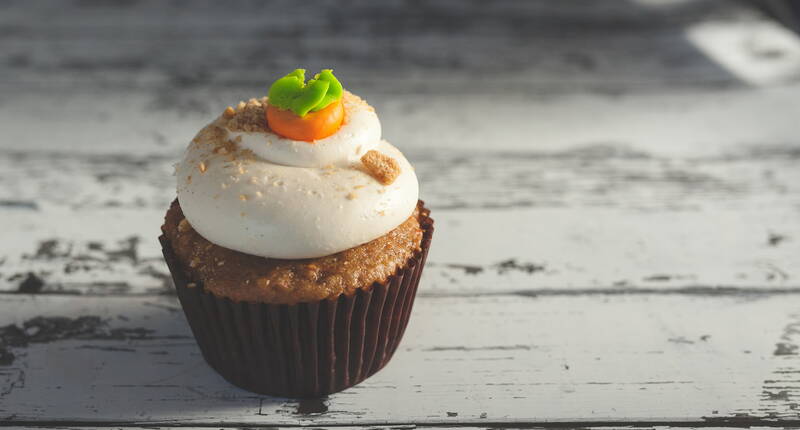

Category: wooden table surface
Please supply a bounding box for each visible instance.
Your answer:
[2,1,800,428]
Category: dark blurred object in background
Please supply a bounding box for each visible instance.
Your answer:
[758,0,800,33]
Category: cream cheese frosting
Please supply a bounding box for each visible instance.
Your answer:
[176,93,419,259]
[229,94,381,168]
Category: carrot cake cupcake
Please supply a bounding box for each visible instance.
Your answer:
[160,69,433,397]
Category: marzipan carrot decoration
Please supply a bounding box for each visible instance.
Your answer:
[266,69,344,141]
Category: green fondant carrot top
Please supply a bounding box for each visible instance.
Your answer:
[267,69,343,117]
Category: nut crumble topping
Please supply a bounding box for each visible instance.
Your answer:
[361,150,401,185]
[226,97,270,132]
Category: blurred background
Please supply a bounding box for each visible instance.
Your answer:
[5,1,800,152]
[4,0,800,92]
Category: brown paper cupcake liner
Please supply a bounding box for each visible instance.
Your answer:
[160,202,433,397]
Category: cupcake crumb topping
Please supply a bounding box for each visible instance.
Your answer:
[226,98,270,133]
[361,150,401,185]
[174,80,419,261]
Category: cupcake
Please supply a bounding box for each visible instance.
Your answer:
[159,69,433,397]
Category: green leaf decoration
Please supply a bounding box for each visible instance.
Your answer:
[268,68,343,117]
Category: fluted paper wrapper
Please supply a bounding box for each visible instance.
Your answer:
[160,204,433,397]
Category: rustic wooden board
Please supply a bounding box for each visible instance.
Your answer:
[3,0,800,427]
[1,293,800,426]
[6,85,800,155]
[2,203,799,296]
[2,96,799,299]
[3,130,800,211]
[2,124,798,296]
[9,428,783,430]
[5,0,794,92]
[3,80,800,298]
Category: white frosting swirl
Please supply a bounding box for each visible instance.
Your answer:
[175,94,419,259]
[228,94,381,167]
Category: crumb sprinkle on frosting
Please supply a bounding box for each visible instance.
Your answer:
[175,85,418,259]
[226,98,270,133]
[361,150,401,185]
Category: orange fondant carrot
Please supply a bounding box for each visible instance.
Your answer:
[267,98,344,142]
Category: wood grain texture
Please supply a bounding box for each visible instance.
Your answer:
[10,426,788,430]
[2,204,799,296]
[2,107,798,296]
[1,294,800,426]
[3,137,799,212]
[10,427,800,430]
[6,84,800,155]
[2,83,800,298]
[3,0,800,427]
[2,0,789,92]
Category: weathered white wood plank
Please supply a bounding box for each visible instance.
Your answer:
[1,294,799,425]
[2,1,800,426]
[9,428,783,430]
[3,138,799,212]
[2,87,800,296]
[9,428,489,430]
[2,70,798,296]
[2,203,798,296]
[4,0,795,91]
[5,84,800,155]
[14,423,494,430]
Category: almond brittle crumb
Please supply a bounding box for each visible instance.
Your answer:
[223,106,236,119]
[346,192,357,200]
[210,140,237,160]
[360,150,401,185]
[226,97,270,132]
